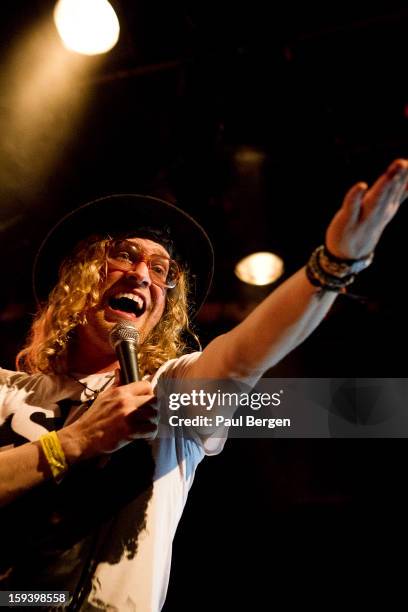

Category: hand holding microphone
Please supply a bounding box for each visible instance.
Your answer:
[58,322,159,461]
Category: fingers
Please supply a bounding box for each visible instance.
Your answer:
[100,378,154,403]
[393,166,408,204]
[363,159,408,219]
[383,160,408,203]
[70,380,160,454]
[125,397,159,440]
[99,381,155,411]
[113,368,121,387]
[125,399,158,425]
[342,182,368,224]
[117,385,158,432]
[121,380,154,396]
[386,158,408,177]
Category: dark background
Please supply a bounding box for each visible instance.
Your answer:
[0,1,407,608]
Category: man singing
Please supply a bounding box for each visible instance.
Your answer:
[0,159,407,610]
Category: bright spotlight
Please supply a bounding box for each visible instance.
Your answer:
[54,0,120,56]
[235,252,284,286]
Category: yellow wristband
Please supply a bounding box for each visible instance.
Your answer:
[39,430,68,483]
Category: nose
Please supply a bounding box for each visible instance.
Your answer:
[124,261,152,288]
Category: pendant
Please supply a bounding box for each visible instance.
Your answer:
[87,394,97,408]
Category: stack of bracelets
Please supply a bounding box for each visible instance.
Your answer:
[306,244,374,293]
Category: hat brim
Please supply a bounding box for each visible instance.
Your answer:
[33,194,214,314]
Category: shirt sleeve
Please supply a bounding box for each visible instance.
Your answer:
[152,353,229,456]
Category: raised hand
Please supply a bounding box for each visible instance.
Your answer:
[325,159,408,260]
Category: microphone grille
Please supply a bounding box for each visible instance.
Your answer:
[109,321,140,349]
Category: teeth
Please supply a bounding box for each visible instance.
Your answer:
[113,293,144,309]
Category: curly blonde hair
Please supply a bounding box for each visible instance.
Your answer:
[16,236,198,375]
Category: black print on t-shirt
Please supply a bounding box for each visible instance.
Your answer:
[0,386,66,448]
[0,414,29,448]
[0,395,155,594]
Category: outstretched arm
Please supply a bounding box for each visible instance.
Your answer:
[187,159,408,384]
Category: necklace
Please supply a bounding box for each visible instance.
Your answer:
[68,372,115,406]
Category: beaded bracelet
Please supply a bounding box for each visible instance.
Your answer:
[305,244,373,292]
[318,245,374,278]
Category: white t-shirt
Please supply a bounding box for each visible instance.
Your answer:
[0,352,227,611]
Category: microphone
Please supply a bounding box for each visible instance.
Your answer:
[109,321,140,383]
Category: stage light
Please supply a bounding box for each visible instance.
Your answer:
[234,147,265,166]
[54,0,120,55]
[235,252,284,286]
[0,17,92,199]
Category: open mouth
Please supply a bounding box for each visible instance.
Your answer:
[108,292,146,318]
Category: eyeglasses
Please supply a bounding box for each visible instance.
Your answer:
[106,239,181,289]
